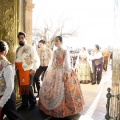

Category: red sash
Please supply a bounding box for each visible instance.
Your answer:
[16,62,33,95]
[16,62,30,85]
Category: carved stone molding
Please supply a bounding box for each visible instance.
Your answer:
[0,0,21,101]
[25,0,35,11]
[24,0,35,45]
[0,0,20,63]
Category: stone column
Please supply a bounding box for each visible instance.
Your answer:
[109,0,120,118]
[24,0,34,45]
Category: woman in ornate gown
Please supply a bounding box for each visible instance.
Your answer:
[75,47,91,84]
[38,36,84,119]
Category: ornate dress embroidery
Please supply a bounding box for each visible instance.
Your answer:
[0,59,9,96]
[21,46,33,70]
[76,51,91,82]
[39,48,84,118]
[0,70,6,95]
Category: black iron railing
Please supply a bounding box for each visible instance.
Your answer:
[105,87,120,120]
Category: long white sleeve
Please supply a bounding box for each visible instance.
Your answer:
[31,47,40,71]
[0,65,14,107]
[64,50,72,73]
[92,52,102,60]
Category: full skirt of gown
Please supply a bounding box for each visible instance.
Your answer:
[76,60,91,83]
[38,67,84,118]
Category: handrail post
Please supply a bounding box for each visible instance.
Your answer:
[105,88,112,120]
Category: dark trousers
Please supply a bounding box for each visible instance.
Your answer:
[16,70,36,107]
[21,93,36,107]
[21,75,36,107]
[2,91,24,120]
[92,64,102,84]
[34,66,48,94]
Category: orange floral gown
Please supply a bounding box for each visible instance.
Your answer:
[38,48,84,118]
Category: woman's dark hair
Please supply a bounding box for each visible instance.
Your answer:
[95,44,99,50]
[39,40,46,44]
[56,36,62,42]
[0,40,9,55]
[82,47,86,51]
[17,32,27,38]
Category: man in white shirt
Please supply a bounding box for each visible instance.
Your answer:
[0,40,24,120]
[15,32,40,111]
[90,45,103,85]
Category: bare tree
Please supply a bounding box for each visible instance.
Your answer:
[32,18,79,49]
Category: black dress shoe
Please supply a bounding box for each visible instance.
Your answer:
[97,82,100,84]
[97,80,100,84]
[17,105,28,111]
[92,82,96,85]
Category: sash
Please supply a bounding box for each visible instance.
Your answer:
[16,62,30,86]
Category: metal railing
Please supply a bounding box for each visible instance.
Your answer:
[105,88,120,120]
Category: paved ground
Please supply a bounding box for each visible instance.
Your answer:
[80,64,112,120]
[4,65,112,120]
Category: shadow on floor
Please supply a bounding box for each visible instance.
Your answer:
[4,105,81,120]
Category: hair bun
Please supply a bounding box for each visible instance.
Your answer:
[0,40,9,55]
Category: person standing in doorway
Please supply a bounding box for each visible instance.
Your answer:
[34,40,52,97]
[15,32,40,111]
